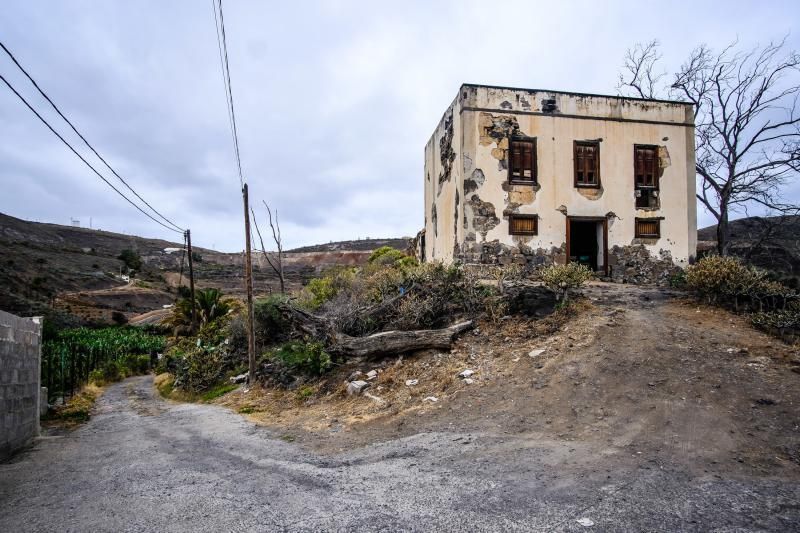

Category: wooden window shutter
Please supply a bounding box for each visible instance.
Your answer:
[509,139,536,183]
[635,218,661,238]
[574,141,600,187]
[634,146,657,188]
[509,214,538,235]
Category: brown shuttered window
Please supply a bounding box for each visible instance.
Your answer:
[509,214,538,235]
[635,218,661,238]
[634,146,658,188]
[509,139,537,183]
[574,141,600,187]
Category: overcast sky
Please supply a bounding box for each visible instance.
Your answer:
[1,1,797,251]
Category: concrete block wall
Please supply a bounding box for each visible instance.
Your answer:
[0,309,42,460]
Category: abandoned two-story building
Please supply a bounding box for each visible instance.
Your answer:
[422,84,697,283]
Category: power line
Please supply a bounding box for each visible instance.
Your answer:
[0,40,184,233]
[211,0,244,187]
[0,73,183,234]
[210,0,238,183]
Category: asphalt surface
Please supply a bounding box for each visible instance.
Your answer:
[1,375,799,532]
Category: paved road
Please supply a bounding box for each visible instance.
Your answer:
[1,375,798,532]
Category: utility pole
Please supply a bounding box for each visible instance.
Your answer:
[185,229,197,332]
[242,184,256,384]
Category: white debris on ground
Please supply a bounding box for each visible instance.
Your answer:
[405,379,419,386]
[347,380,370,395]
[423,396,438,402]
[529,349,545,358]
[458,369,475,378]
[366,370,379,380]
[576,517,595,527]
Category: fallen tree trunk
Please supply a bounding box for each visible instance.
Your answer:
[274,301,474,358]
[330,320,474,358]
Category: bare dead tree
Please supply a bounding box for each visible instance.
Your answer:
[251,201,285,294]
[617,39,665,99]
[618,38,800,255]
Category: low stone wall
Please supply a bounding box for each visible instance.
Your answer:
[607,245,682,286]
[0,310,42,460]
[458,240,682,286]
[458,240,566,269]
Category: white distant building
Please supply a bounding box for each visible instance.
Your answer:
[422,83,697,282]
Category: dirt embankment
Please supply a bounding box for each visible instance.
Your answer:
[217,283,800,479]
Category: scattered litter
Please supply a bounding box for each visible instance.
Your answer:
[458,369,475,379]
[423,396,438,402]
[366,370,379,380]
[463,378,474,385]
[363,392,386,405]
[529,349,545,358]
[229,372,248,384]
[512,357,520,362]
[576,517,594,527]
[726,348,736,353]
[405,379,419,387]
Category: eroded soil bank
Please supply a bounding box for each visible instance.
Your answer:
[2,284,798,531]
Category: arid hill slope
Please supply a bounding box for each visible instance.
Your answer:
[0,212,407,319]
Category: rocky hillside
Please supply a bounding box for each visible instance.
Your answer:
[698,215,800,286]
[0,212,408,320]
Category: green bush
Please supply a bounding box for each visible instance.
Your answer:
[89,360,123,385]
[368,246,417,269]
[299,267,357,310]
[118,249,142,272]
[270,341,332,376]
[685,255,794,311]
[540,263,593,301]
[121,353,151,375]
[254,294,293,340]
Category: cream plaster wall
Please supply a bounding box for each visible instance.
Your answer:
[425,84,697,266]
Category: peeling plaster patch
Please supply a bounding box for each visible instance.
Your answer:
[658,146,671,169]
[478,113,521,147]
[502,202,522,217]
[431,203,438,238]
[556,205,568,216]
[437,112,456,195]
[463,153,473,174]
[500,100,512,110]
[465,194,499,240]
[453,189,460,255]
[576,187,604,200]
[520,96,531,110]
[426,172,430,182]
[501,181,538,205]
[464,169,485,194]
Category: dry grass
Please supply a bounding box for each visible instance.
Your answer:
[213,299,594,434]
[42,383,103,427]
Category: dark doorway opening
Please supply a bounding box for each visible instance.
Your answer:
[566,217,608,274]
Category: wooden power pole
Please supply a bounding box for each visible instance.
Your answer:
[185,229,197,332]
[242,184,256,384]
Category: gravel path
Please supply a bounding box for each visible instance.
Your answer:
[2,365,799,531]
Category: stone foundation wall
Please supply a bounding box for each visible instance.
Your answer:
[458,241,682,286]
[457,240,566,270]
[0,310,42,460]
[607,245,682,286]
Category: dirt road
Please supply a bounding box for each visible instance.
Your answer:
[2,284,800,531]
